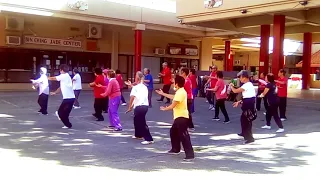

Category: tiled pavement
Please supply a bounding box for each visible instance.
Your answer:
[0,90,319,179]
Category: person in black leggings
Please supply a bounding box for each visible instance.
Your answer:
[207,71,230,123]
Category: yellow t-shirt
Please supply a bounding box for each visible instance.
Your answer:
[173,88,189,120]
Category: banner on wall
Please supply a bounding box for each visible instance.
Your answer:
[24,36,82,48]
[288,74,302,90]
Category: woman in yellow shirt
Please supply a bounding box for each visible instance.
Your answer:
[156,75,195,161]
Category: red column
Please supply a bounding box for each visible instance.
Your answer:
[224,40,231,71]
[302,32,312,90]
[259,25,270,74]
[134,30,142,73]
[272,15,285,76]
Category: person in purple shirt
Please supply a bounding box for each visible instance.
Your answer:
[103,69,110,113]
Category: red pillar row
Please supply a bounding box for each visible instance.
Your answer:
[302,32,312,90]
[224,40,232,71]
[134,30,142,73]
[272,15,285,77]
[259,25,270,74]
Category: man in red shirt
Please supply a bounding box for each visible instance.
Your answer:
[180,67,195,130]
[158,62,172,104]
[89,68,107,121]
[206,65,218,110]
[276,69,288,121]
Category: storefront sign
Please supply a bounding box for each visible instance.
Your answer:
[185,48,198,56]
[204,0,223,8]
[24,36,82,48]
[169,47,182,55]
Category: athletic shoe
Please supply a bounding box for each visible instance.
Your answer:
[62,126,70,129]
[263,112,267,115]
[73,106,81,109]
[261,125,271,129]
[121,103,127,106]
[183,157,195,161]
[211,107,215,111]
[157,99,163,102]
[41,113,48,116]
[276,128,285,133]
[96,119,104,122]
[223,120,231,124]
[188,128,195,132]
[132,135,143,140]
[212,117,220,121]
[114,128,122,132]
[55,111,61,121]
[237,133,244,137]
[167,150,180,155]
[141,141,154,145]
[92,113,98,118]
[281,118,287,121]
[208,105,213,110]
[37,110,41,114]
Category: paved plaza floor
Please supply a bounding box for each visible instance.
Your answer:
[0,91,319,179]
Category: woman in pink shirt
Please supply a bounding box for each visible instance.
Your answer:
[207,71,230,123]
[100,70,122,131]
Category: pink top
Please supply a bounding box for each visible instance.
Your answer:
[103,78,121,99]
[215,79,227,100]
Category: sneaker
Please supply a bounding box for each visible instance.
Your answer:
[210,107,215,111]
[157,99,163,102]
[276,128,285,133]
[73,106,81,109]
[141,141,154,145]
[132,135,143,140]
[167,150,180,155]
[237,133,244,137]
[113,128,122,132]
[263,112,267,115]
[108,126,115,129]
[223,120,231,124]
[55,111,61,121]
[37,110,41,114]
[62,126,70,129]
[183,157,195,161]
[121,103,127,106]
[212,117,220,121]
[281,118,287,121]
[96,119,104,122]
[41,113,48,116]
[261,125,271,129]
[208,105,213,110]
[188,128,195,132]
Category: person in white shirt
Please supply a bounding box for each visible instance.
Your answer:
[126,71,154,145]
[229,70,256,144]
[31,67,49,115]
[72,68,82,109]
[48,64,75,129]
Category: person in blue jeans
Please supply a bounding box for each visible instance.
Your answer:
[144,68,154,108]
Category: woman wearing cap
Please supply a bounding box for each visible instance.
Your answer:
[31,67,49,115]
[126,71,154,145]
[229,70,256,144]
[259,73,284,133]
